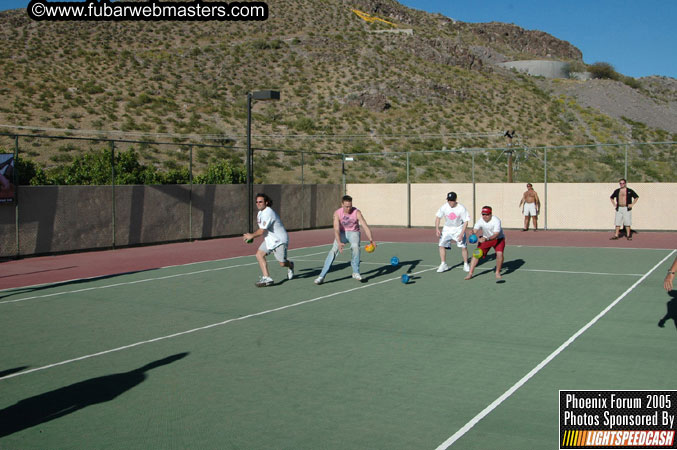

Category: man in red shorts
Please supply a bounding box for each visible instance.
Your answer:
[465,206,506,280]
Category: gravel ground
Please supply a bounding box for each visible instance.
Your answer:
[547,78,677,134]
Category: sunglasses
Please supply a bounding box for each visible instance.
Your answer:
[481,213,490,216]
[256,201,265,204]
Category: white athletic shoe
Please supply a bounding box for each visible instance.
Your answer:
[287,261,295,280]
[255,276,274,287]
[437,263,449,273]
[314,276,324,285]
[352,273,363,281]
[463,262,470,272]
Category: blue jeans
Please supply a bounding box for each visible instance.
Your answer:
[319,231,361,278]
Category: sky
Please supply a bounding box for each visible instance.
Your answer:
[2,0,675,79]
[399,0,676,79]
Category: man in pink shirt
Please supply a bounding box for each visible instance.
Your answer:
[315,195,375,284]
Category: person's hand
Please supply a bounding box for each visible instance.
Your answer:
[435,229,441,237]
[338,242,345,253]
[665,273,675,291]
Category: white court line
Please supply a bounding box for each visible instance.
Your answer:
[0,242,341,294]
[296,258,439,268]
[0,241,395,294]
[2,250,647,306]
[0,266,438,381]
[434,249,676,450]
[0,250,332,305]
[522,269,643,276]
[299,260,643,276]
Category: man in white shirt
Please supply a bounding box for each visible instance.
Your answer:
[435,192,470,273]
[465,206,506,280]
[243,193,294,287]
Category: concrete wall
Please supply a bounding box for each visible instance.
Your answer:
[0,184,341,257]
[346,183,677,231]
[497,60,569,79]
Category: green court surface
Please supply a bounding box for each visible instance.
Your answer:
[1,243,675,449]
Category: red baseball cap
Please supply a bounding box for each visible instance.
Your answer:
[481,207,492,215]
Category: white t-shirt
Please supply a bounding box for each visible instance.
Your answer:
[436,202,470,231]
[257,207,288,250]
[473,215,504,239]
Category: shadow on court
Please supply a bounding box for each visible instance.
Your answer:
[469,257,525,279]
[0,269,159,301]
[0,353,188,437]
[286,259,423,285]
[0,366,29,379]
[362,259,423,282]
[285,262,353,283]
[0,266,78,280]
[503,258,525,275]
[658,292,677,331]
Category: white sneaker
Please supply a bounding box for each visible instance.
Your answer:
[463,262,470,272]
[314,276,324,285]
[352,273,363,281]
[287,261,295,280]
[437,263,449,273]
[255,276,274,287]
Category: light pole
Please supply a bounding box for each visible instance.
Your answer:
[246,90,280,232]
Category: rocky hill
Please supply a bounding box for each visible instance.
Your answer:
[0,0,675,183]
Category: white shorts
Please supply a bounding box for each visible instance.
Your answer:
[439,227,467,248]
[523,202,538,216]
[259,242,288,262]
[615,207,632,227]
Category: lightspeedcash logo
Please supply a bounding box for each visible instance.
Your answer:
[27,0,269,22]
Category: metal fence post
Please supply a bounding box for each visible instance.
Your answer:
[189,145,193,241]
[624,144,628,180]
[472,151,476,222]
[110,140,116,249]
[301,151,305,230]
[342,154,346,195]
[544,147,548,231]
[406,151,411,228]
[14,135,20,257]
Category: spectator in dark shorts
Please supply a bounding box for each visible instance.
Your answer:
[465,206,506,280]
[609,179,639,240]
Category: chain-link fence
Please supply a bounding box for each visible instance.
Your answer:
[6,133,673,187]
[1,133,675,256]
[342,142,677,185]
[0,133,345,257]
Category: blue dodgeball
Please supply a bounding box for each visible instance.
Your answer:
[468,234,478,244]
[401,274,410,284]
[391,256,399,266]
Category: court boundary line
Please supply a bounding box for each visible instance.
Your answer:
[0,250,332,305]
[2,242,666,293]
[392,241,674,251]
[299,259,645,277]
[434,249,676,450]
[0,265,438,382]
[522,269,643,276]
[0,241,397,294]
[3,247,655,306]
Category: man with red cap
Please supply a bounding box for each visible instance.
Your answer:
[465,206,506,280]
